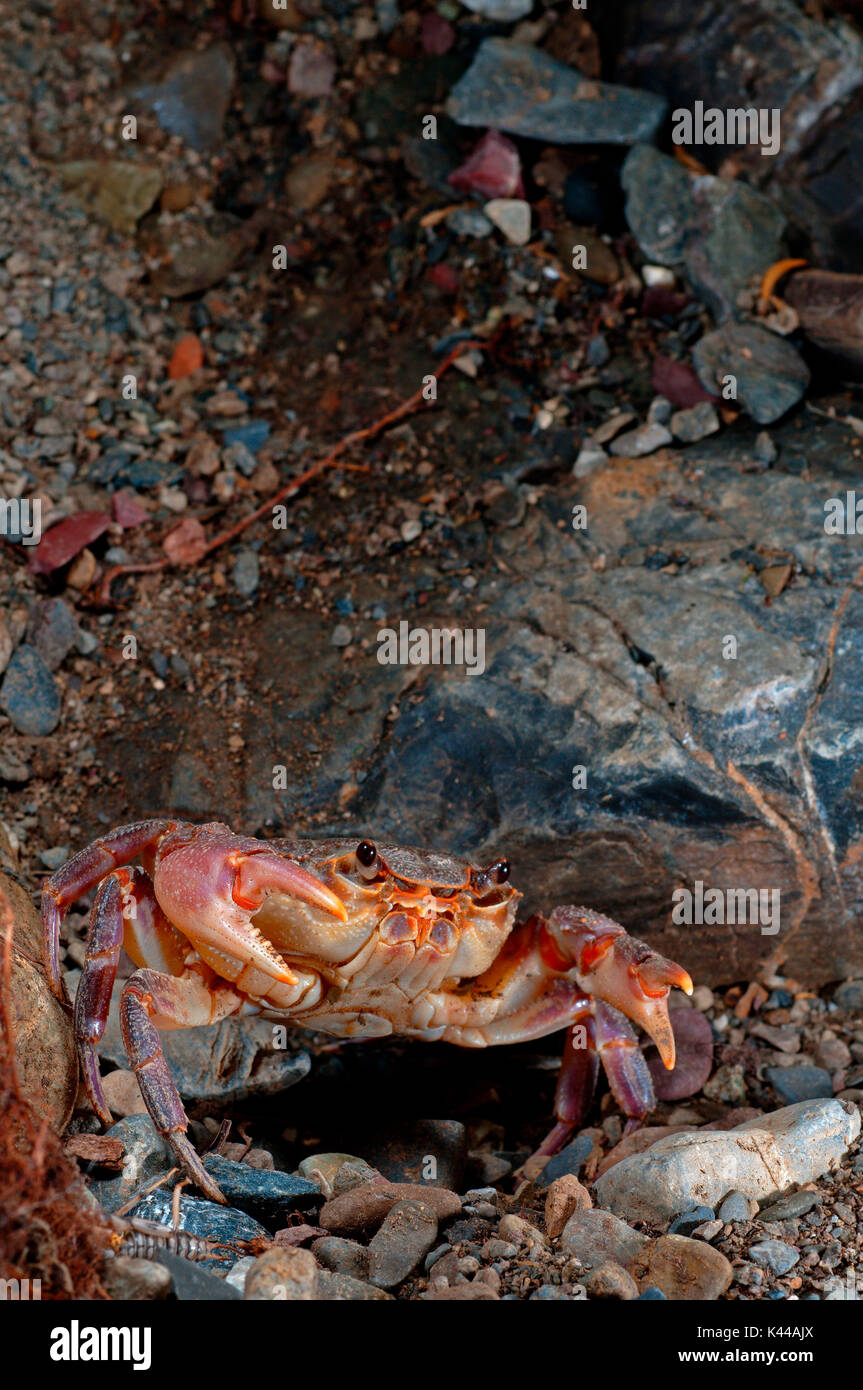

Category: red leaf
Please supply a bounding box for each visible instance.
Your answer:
[652,354,716,408]
[449,130,525,201]
[646,1006,714,1101]
[28,511,110,575]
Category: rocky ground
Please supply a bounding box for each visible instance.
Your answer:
[3,0,863,1300]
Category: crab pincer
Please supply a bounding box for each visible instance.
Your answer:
[540,905,693,1069]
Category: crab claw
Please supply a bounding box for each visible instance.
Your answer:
[542,906,693,1069]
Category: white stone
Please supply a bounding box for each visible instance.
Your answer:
[484,198,531,247]
[594,1100,861,1222]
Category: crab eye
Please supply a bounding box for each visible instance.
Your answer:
[489,858,510,884]
[355,840,378,873]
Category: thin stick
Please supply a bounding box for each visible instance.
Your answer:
[97,335,493,603]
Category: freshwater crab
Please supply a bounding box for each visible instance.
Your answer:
[42,821,692,1202]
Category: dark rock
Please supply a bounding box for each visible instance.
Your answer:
[718,1190,756,1224]
[671,403,720,444]
[693,321,809,424]
[130,1192,270,1272]
[608,0,863,272]
[537,1133,594,1187]
[669,1206,716,1237]
[311,1236,370,1280]
[368,1199,439,1288]
[356,1119,466,1190]
[749,1239,799,1275]
[91,1115,173,1214]
[154,1251,241,1299]
[622,145,786,322]
[319,1181,461,1237]
[27,598,78,671]
[0,645,61,735]
[221,421,271,455]
[446,40,666,146]
[200,1155,322,1225]
[98,986,311,1104]
[130,43,235,152]
[766,1066,834,1104]
[835,979,863,1011]
[757,1190,821,1221]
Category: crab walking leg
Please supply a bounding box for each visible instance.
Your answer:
[538,906,693,1071]
[41,819,178,998]
[74,867,189,1125]
[535,1000,659,1157]
[120,967,250,1203]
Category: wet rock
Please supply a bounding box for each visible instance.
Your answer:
[717,1191,757,1224]
[584,1263,639,1300]
[319,1180,460,1237]
[27,598,78,671]
[749,1239,799,1275]
[130,43,235,152]
[646,1007,714,1101]
[130,1192,270,1273]
[693,322,809,424]
[318,1270,393,1300]
[545,1174,592,1240]
[311,1236,370,1280]
[244,1247,317,1301]
[766,1066,834,1104]
[609,422,672,457]
[0,645,61,735]
[671,403,720,444]
[635,1235,732,1300]
[98,987,311,1105]
[58,161,162,232]
[757,1190,821,1221]
[622,145,786,322]
[669,1206,715,1237]
[357,1119,466,1189]
[536,1132,594,1186]
[2,868,77,1132]
[594,1100,860,1222]
[446,40,666,146]
[561,1209,649,1272]
[102,1256,172,1300]
[89,1116,173,1214]
[154,1252,241,1300]
[200,1156,321,1225]
[368,1199,438,1288]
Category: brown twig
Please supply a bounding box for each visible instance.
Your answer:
[97,333,499,604]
